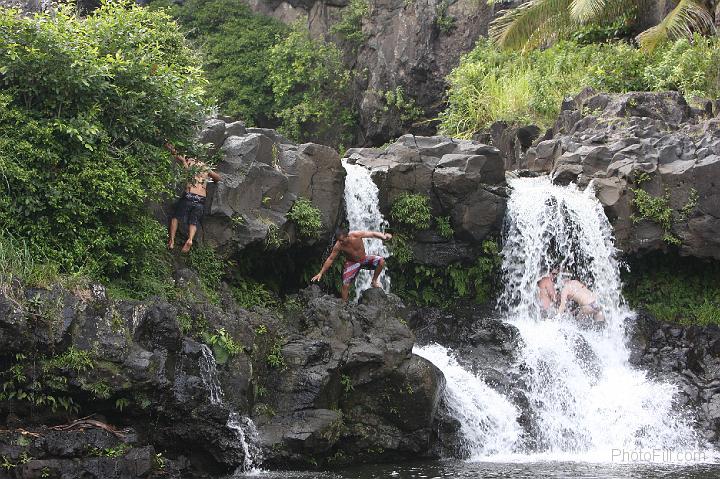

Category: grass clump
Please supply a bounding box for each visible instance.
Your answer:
[441,36,720,137]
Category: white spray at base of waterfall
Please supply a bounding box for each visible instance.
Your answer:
[197,345,263,473]
[416,176,718,464]
[342,160,391,301]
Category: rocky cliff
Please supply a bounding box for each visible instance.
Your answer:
[0,276,443,477]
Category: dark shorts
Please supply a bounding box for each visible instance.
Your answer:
[173,192,205,226]
[342,255,383,285]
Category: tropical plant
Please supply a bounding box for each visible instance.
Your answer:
[489,0,716,51]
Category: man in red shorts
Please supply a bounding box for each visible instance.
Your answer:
[311,227,392,302]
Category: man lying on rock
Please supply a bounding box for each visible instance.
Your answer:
[164,142,221,253]
[311,227,392,302]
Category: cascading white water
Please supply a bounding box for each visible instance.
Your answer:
[199,345,225,406]
[414,344,523,458]
[228,412,263,476]
[198,345,263,473]
[342,160,390,300]
[417,176,712,463]
[498,176,704,461]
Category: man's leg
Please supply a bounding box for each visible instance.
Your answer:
[182,224,197,253]
[341,284,350,302]
[371,257,385,288]
[168,217,179,250]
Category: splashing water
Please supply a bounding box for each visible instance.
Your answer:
[414,343,523,458]
[228,412,264,475]
[199,344,224,406]
[198,346,263,472]
[342,160,390,300]
[417,176,713,464]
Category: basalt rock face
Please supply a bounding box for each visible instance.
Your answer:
[0,277,443,477]
[174,118,346,256]
[522,90,720,259]
[345,134,508,266]
[253,287,444,468]
[628,312,720,443]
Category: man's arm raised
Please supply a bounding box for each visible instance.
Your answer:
[311,244,340,282]
[208,170,221,182]
[352,230,392,241]
[164,142,189,166]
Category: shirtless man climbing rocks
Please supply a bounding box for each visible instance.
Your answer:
[311,228,392,302]
[165,142,221,253]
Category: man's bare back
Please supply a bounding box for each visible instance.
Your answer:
[558,279,605,322]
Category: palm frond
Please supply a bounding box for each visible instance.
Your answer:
[637,0,715,51]
[570,0,638,23]
[490,0,573,50]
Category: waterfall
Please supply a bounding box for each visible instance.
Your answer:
[199,344,225,406]
[197,345,263,473]
[418,176,712,463]
[342,161,390,300]
[414,344,523,458]
[499,176,703,460]
[228,412,263,476]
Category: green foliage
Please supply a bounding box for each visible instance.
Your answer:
[188,244,225,302]
[42,347,93,374]
[0,2,207,288]
[340,374,354,393]
[489,0,715,52]
[149,0,288,126]
[268,22,354,146]
[390,240,502,306]
[435,216,454,239]
[630,185,698,246]
[264,222,288,250]
[377,87,424,123]
[0,232,61,289]
[330,0,369,46]
[89,443,130,458]
[624,254,720,326]
[288,198,323,240]
[388,234,413,265]
[231,278,278,309]
[203,328,242,365]
[266,339,286,369]
[435,0,456,34]
[441,37,720,137]
[390,194,432,231]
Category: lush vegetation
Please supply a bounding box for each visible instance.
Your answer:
[490,0,716,51]
[330,0,369,47]
[391,240,502,307]
[149,0,353,146]
[624,254,720,326]
[390,194,432,231]
[0,2,207,292]
[287,198,323,240]
[440,37,720,137]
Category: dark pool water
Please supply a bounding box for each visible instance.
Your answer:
[239,460,720,479]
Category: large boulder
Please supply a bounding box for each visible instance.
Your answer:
[345,135,507,265]
[523,91,720,259]
[176,119,346,256]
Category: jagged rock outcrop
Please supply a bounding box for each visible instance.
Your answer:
[345,134,507,265]
[0,276,443,477]
[175,118,346,256]
[629,312,720,443]
[522,90,720,259]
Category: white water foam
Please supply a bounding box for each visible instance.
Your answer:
[413,343,523,459]
[417,176,714,464]
[342,160,391,300]
[198,345,263,473]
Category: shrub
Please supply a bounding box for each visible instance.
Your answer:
[0,3,208,286]
[440,37,720,137]
[148,0,288,126]
[330,0,369,46]
[287,198,323,240]
[390,194,432,231]
[435,216,454,239]
[268,22,354,146]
